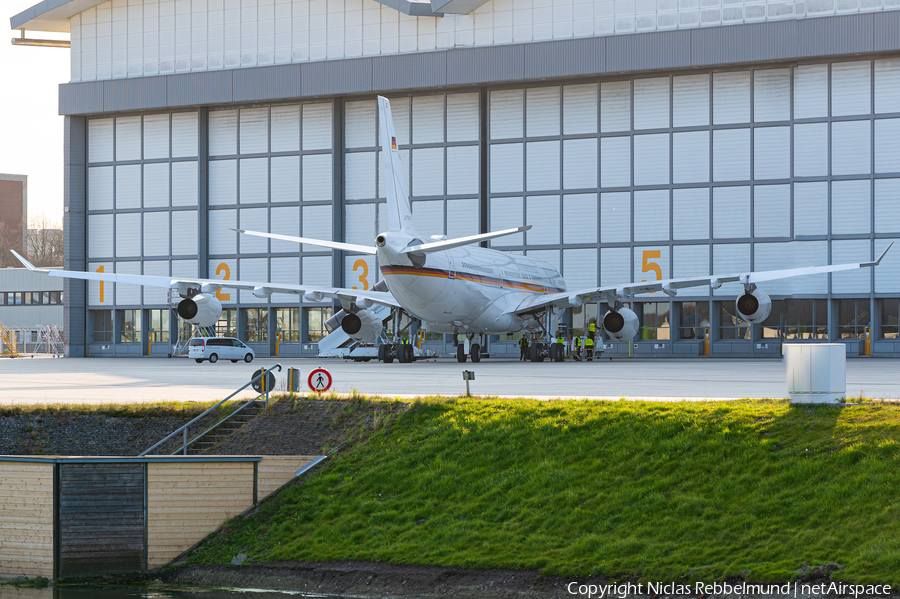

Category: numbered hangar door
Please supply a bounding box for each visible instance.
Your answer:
[207,102,336,357]
[57,463,145,577]
[343,94,482,292]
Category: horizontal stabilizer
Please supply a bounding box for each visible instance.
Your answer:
[232,229,377,255]
[402,226,532,254]
[10,250,43,271]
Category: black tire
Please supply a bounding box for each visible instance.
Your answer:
[383,344,395,364]
[470,343,481,363]
[194,358,203,363]
[403,344,414,363]
[457,344,467,363]
[244,353,253,363]
[530,343,544,363]
[209,353,218,364]
[231,359,238,363]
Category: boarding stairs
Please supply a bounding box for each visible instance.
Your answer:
[30,324,65,358]
[317,301,394,359]
[140,365,282,456]
[0,322,21,358]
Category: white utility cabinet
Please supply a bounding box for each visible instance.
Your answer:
[783,344,846,404]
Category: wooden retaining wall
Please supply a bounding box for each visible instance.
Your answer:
[0,455,323,579]
[147,461,254,568]
[0,462,54,578]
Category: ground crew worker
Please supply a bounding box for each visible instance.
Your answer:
[519,335,530,361]
[573,335,582,361]
[588,319,597,340]
[585,336,594,361]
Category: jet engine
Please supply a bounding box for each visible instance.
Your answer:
[735,288,772,323]
[340,309,384,343]
[177,293,223,328]
[602,308,639,342]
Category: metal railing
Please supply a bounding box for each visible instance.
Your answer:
[139,364,282,456]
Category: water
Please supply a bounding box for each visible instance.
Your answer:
[0,588,366,599]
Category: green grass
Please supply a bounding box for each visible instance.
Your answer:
[185,398,900,583]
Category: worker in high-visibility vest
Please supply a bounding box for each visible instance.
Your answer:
[585,336,594,361]
[573,335,582,361]
[588,319,597,340]
[518,335,530,361]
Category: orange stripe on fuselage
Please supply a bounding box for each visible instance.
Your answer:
[381,265,563,294]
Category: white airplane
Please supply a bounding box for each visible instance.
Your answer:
[12,97,893,364]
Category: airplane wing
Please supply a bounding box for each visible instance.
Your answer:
[9,250,400,309]
[512,243,893,314]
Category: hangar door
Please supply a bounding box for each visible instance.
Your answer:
[207,103,335,306]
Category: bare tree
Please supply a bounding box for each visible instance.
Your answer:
[0,218,24,268]
[27,213,64,268]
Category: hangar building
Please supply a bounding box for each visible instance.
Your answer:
[11,0,900,358]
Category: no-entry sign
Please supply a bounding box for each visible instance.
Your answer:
[308,368,332,393]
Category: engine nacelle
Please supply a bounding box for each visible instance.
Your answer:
[340,309,384,343]
[736,288,772,323]
[602,308,639,342]
[177,293,223,328]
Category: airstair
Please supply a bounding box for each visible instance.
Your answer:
[0,322,21,358]
[317,301,395,359]
[30,324,65,357]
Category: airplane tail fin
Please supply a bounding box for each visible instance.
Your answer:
[378,96,417,235]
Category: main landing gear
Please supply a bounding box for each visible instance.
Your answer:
[455,333,481,363]
[378,343,415,363]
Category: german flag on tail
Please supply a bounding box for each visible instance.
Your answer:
[391,137,397,150]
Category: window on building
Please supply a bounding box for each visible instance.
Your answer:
[92,310,113,343]
[761,299,827,340]
[640,302,670,340]
[275,308,301,342]
[0,293,5,305]
[837,299,870,339]
[718,302,751,340]
[148,309,170,343]
[119,309,141,343]
[215,308,237,338]
[244,308,268,342]
[881,299,899,339]
[50,291,62,305]
[13,293,23,305]
[22,292,32,305]
[679,301,710,340]
[306,307,333,342]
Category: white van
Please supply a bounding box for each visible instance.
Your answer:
[189,337,255,364]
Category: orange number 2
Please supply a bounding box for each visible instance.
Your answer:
[215,263,231,301]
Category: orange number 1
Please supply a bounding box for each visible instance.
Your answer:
[96,265,104,303]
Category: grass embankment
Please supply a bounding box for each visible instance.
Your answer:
[186,398,900,584]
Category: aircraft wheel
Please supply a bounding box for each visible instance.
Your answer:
[209,353,218,364]
[457,344,467,363]
[530,343,544,363]
[194,358,203,363]
[403,344,414,363]
[394,343,406,363]
[470,343,481,363]
[383,346,395,364]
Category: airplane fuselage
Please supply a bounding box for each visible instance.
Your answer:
[376,234,566,335]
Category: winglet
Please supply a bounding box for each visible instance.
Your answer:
[863,242,893,267]
[10,250,43,271]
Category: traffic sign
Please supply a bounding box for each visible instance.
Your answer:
[251,368,276,393]
[308,368,332,393]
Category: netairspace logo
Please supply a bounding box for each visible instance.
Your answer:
[566,581,893,598]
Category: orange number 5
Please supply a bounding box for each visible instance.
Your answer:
[642,250,662,282]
